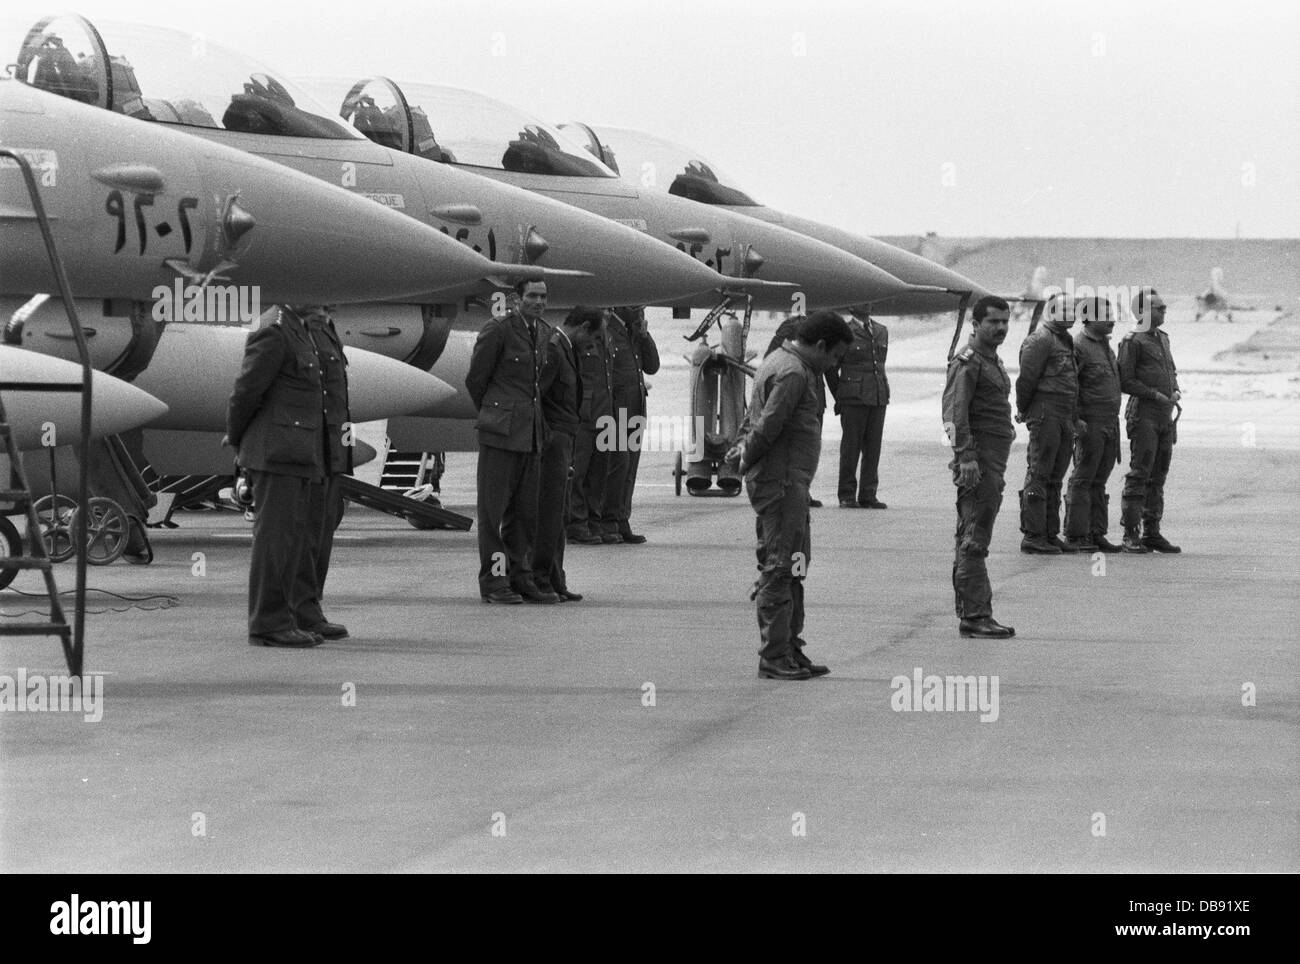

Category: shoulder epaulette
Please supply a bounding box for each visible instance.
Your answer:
[954,346,975,362]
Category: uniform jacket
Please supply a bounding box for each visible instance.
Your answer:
[540,325,583,437]
[1016,319,1078,414]
[572,322,615,426]
[1074,328,1121,422]
[826,317,889,407]
[465,309,552,453]
[227,308,352,480]
[943,336,1014,464]
[607,315,660,409]
[1118,328,1179,422]
[737,342,825,486]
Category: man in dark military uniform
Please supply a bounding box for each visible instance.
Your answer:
[602,305,659,544]
[826,306,890,508]
[227,305,352,647]
[943,296,1016,639]
[1064,297,1123,552]
[728,311,852,680]
[1016,293,1085,554]
[566,309,614,545]
[1118,287,1182,553]
[465,280,556,603]
[534,306,592,602]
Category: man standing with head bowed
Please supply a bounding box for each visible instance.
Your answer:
[227,304,352,648]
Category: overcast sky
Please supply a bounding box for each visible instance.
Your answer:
[17,0,1299,237]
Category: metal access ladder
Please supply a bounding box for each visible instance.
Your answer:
[0,148,92,676]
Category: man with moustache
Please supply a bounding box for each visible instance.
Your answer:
[1063,297,1123,552]
[942,296,1016,639]
[465,279,556,603]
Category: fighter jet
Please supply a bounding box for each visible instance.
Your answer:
[0,74,561,313]
[10,16,728,315]
[0,68,464,492]
[560,124,993,315]
[305,77,914,315]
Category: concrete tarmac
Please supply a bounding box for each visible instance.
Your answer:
[2,425,1296,872]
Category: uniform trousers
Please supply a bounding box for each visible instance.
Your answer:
[249,470,341,635]
[952,435,1011,619]
[534,431,574,592]
[476,444,540,594]
[749,478,811,661]
[837,403,887,503]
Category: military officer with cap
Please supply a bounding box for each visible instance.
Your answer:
[1118,287,1182,553]
[826,306,890,509]
[1015,293,1085,554]
[942,295,1016,639]
[227,304,352,647]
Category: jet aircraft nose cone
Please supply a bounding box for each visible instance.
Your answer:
[742,219,911,309]
[197,152,505,305]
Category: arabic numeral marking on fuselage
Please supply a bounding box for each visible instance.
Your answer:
[104,191,199,256]
[439,224,497,261]
[675,242,730,273]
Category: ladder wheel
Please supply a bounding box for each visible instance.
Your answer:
[76,497,130,566]
[0,516,21,590]
[32,494,78,563]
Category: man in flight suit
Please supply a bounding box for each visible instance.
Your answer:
[1063,297,1123,552]
[1016,294,1085,554]
[465,280,556,603]
[728,311,852,680]
[534,306,591,601]
[942,296,1016,639]
[602,305,659,544]
[1118,287,1182,553]
[826,306,890,508]
[227,304,352,647]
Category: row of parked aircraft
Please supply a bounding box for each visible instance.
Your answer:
[1,13,987,492]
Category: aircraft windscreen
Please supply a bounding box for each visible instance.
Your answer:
[10,16,362,140]
[581,125,760,206]
[387,82,617,177]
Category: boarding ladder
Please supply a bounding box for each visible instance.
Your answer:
[0,149,92,676]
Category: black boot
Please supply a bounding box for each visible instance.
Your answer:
[1142,521,1181,553]
[1121,525,1150,553]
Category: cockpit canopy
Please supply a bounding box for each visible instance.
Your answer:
[299,77,617,178]
[560,123,760,206]
[9,15,362,140]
